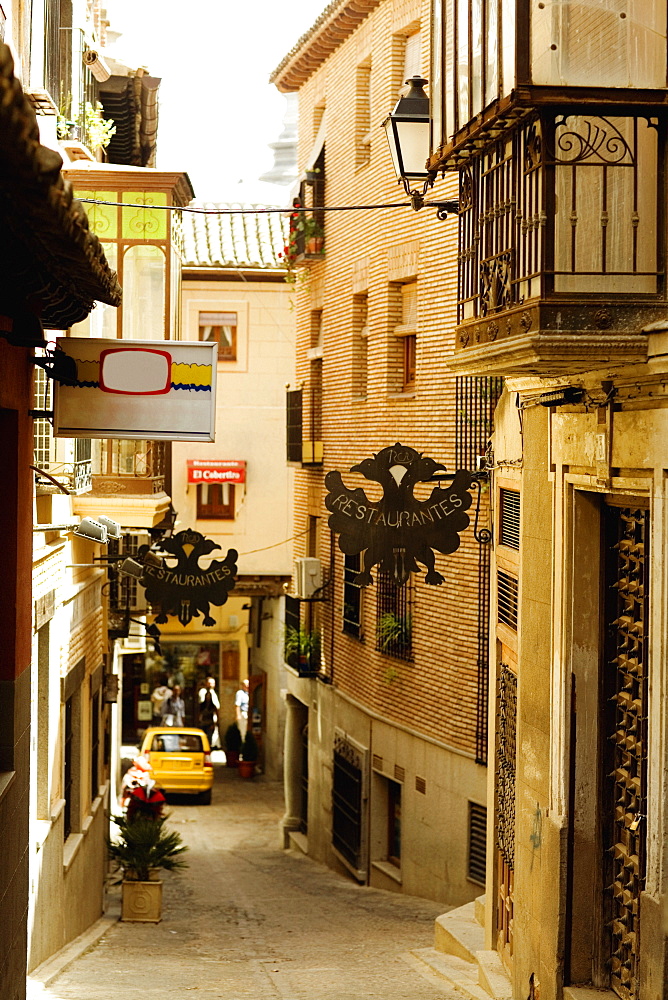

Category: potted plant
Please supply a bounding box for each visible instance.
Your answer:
[109,814,188,922]
[224,722,242,767]
[283,625,321,673]
[238,731,259,779]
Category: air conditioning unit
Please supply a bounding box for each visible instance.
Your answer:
[294,557,322,599]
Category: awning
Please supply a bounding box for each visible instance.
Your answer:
[98,73,161,168]
[0,42,122,334]
[187,460,246,485]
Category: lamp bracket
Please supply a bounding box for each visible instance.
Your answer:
[427,200,460,221]
[32,348,78,386]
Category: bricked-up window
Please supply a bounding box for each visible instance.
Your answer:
[352,294,368,398]
[199,311,237,361]
[376,571,414,661]
[468,801,487,884]
[499,489,520,550]
[394,281,417,391]
[343,554,363,638]
[355,61,372,168]
[197,483,235,519]
[286,389,303,462]
[497,570,519,630]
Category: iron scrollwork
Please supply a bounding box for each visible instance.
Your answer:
[480,251,514,316]
[551,116,634,166]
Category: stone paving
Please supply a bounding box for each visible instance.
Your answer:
[31,762,459,1000]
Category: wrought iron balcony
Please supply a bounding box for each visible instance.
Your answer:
[92,440,168,495]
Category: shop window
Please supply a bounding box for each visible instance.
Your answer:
[197,483,235,520]
[199,310,237,361]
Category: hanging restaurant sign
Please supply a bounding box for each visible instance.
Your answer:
[187,459,246,484]
[141,529,237,627]
[53,338,217,441]
[325,443,475,586]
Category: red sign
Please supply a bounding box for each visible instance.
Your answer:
[187,459,246,485]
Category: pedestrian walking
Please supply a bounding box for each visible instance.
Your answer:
[235,677,249,738]
[150,674,171,725]
[198,676,220,747]
[161,684,185,726]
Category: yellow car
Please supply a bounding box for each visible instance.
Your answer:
[140,727,214,804]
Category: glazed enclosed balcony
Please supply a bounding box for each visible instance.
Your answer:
[428,2,668,376]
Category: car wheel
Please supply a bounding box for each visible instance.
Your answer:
[198,789,212,805]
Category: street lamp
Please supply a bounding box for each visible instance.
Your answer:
[382,75,458,218]
[382,76,433,210]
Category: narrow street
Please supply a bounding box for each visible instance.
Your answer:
[30,763,458,1000]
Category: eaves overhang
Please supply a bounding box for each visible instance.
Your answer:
[0,42,121,332]
[270,0,380,93]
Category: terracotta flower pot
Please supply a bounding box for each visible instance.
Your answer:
[238,760,256,779]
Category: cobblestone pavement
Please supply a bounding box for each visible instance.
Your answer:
[35,762,458,1000]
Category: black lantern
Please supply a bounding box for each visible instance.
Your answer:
[382,76,432,210]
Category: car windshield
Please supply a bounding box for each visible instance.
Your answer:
[151,734,203,753]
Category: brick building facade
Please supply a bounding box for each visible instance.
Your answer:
[272,0,495,905]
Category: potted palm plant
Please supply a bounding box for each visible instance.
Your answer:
[224,722,242,767]
[283,625,321,673]
[109,814,188,922]
[238,731,259,779]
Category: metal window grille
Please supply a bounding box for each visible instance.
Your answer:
[332,733,363,871]
[64,696,73,840]
[108,535,145,614]
[286,389,303,462]
[495,664,517,869]
[90,689,99,802]
[284,595,300,634]
[73,437,92,492]
[497,570,518,631]
[499,489,521,550]
[455,376,504,471]
[468,801,487,884]
[375,571,414,662]
[299,723,309,835]
[343,553,362,638]
[476,542,491,765]
[309,358,322,442]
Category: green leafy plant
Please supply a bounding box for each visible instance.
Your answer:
[376,612,412,656]
[283,624,321,666]
[280,201,325,286]
[109,814,188,882]
[241,730,259,762]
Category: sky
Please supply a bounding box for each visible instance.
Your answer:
[105,0,328,203]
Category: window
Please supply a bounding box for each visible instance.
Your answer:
[468,801,487,884]
[286,388,303,463]
[376,571,414,661]
[199,310,237,361]
[394,281,418,392]
[455,377,504,471]
[402,30,422,88]
[499,489,520,550]
[197,483,235,520]
[387,779,402,866]
[122,245,166,340]
[343,554,363,638]
[497,570,518,630]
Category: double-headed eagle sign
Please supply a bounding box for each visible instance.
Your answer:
[140,529,238,627]
[325,443,475,586]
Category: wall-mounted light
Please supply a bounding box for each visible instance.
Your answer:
[538,387,584,407]
[382,75,457,218]
[33,515,122,544]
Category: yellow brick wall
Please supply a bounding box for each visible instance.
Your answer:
[287,0,487,757]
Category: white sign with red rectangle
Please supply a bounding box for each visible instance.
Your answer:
[53,338,217,441]
[187,460,246,484]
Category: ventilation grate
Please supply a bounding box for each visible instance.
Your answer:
[468,801,487,884]
[415,776,426,794]
[499,489,520,550]
[394,765,405,782]
[497,570,518,630]
[372,754,383,771]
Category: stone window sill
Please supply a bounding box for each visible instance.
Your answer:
[371,860,402,884]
